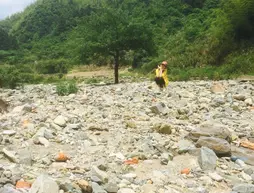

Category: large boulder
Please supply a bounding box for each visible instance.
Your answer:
[196,136,231,157]
[198,147,218,171]
[187,121,231,142]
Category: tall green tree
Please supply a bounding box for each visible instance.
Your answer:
[0,27,17,50]
[81,0,156,83]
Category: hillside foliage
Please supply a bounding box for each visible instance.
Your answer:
[0,0,254,86]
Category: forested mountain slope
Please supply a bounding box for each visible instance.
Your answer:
[0,0,254,85]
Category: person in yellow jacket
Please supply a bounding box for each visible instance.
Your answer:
[155,61,169,88]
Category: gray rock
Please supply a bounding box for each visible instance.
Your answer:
[236,159,246,168]
[29,174,59,193]
[122,173,137,181]
[91,182,107,193]
[50,122,62,130]
[233,95,246,101]
[17,149,33,166]
[196,136,231,156]
[91,175,102,184]
[160,152,173,165]
[232,184,254,193]
[241,172,252,181]
[0,186,20,193]
[91,166,108,183]
[12,105,25,113]
[251,174,254,181]
[150,102,169,115]
[212,97,225,106]
[43,129,55,139]
[0,178,12,185]
[104,182,119,193]
[195,186,208,193]
[198,147,217,171]
[38,137,50,147]
[188,121,231,142]
[67,123,82,130]
[231,147,254,166]
[2,170,12,178]
[177,139,195,154]
[2,148,19,163]
[208,172,223,182]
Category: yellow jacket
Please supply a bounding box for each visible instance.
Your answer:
[155,67,169,87]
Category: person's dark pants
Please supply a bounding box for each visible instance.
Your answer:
[154,77,165,88]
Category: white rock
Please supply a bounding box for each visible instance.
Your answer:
[53,116,67,127]
[38,137,50,147]
[245,98,253,106]
[208,172,223,182]
[29,174,59,193]
[117,188,135,193]
[236,159,246,168]
[2,130,16,136]
[122,173,137,181]
[241,172,252,181]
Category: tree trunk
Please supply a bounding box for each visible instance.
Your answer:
[114,51,119,84]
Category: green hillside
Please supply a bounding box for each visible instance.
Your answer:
[0,0,254,87]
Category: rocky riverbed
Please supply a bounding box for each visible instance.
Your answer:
[0,80,254,193]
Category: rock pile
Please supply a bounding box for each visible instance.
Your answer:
[0,80,254,193]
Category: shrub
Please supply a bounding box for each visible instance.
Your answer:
[0,66,21,88]
[56,81,78,96]
[36,59,69,74]
[85,78,101,84]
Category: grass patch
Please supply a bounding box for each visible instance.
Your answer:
[56,81,78,96]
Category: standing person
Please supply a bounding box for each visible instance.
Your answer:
[154,61,169,89]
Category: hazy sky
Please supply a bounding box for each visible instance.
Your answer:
[0,0,36,20]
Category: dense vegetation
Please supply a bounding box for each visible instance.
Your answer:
[0,0,254,87]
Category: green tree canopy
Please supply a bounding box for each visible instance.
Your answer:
[81,0,156,83]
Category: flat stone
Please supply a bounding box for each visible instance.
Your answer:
[29,174,59,193]
[2,130,16,136]
[188,121,231,142]
[2,148,19,163]
[122,173,137,181]
[208,172,223,182]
